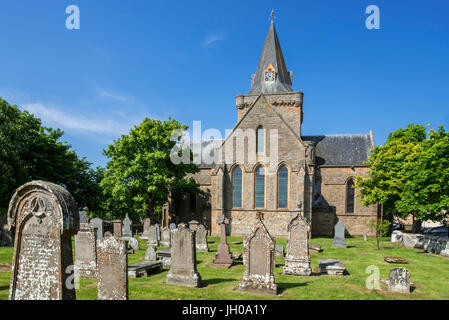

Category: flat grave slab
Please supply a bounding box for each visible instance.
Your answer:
[128,261,163,278]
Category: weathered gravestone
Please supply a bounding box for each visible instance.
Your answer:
[318,259,346,275]
[239,213,278,295]
[283,214,312,276]
[388,268,411,293]
[160,227,171,247]
[195,224,208,252]
[146,225,159,246]
[145,246,158,261]
[169,222,177,230]
[97,234,128,300]
[0,216,13,247]
[7,181,79,300]
[128,237,140,251]
[75,223,97,279]
[122,214,132,238]
[275,245,285,258]
[332,218,347,248]
[166,223,201,287]
[155,223,161,241]
[79,211,88,223]
[90,217,104,239]
[113,220,122,237]
[189,220,200,231]
[158,249,171,267]
[141,218,152,240]
[213,214,233,265]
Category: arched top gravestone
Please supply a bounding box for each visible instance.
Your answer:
[283,214,312,276]
[7,181,79,300]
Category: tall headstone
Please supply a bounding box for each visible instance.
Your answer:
[90,217,104,239]
[283,214,312,276]
[332,218,347,248]
[388,268,411,294]
[146,225,159,246]
[141,218,152,240]
[97,234,128,300]
[239,213,278,295]
[195,224,209,252]
[155,223,161,241]
[7,181,79,300]
[160,227,171,247]
[75,223,97,279]
[122,214,132,238]
[161,203,170,228]
[113,220,122,237]
[213,214,233,264]
[166,223,201,287]
[189,220,200,231]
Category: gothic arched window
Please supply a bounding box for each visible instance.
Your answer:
[232,166,243,208]
[255,166,265,208]
[346,178,355,213]
[277,165,289,208]
[256,126,264,154]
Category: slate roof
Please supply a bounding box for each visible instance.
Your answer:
[249,21,293,94]
[302,134,375,166]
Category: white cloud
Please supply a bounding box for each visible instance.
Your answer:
[202,34,226,46]
[97,88,135,104]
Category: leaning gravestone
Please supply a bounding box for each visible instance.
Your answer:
[166,223,201,287]
[388,268,411,293]
[122,214,133,238]
[7,181,79,300]
[239,213,277,295]
[141,218,152,240]
[90,217,104,239]
[146,225,159,246]
[195,224,208,252]
[283,214,312,276]
[332,218,347,248]
[97,234,128,300]
[75,223,97,279]
[160,227,171,247]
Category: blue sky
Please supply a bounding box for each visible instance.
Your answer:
[0,0,448,167]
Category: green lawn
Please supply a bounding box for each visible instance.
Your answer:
[1,236,448,300]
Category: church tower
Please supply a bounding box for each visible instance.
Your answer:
[236,20,304,136]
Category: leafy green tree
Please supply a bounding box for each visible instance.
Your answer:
[100,117,199,221]
[367,218,391,250]
[0,98,102,214]
[356,123,449,224]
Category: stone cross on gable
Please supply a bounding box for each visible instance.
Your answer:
[256,212,264,221]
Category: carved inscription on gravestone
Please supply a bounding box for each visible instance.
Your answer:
[283,214,312,276]
[75,223,97,279]
[97,235,128,300]
[7,181,79,300]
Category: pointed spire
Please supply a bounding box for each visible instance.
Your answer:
[249,20,293,94]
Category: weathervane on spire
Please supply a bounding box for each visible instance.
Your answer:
[269,9,276,22]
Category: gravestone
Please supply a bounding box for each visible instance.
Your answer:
[388,268,411,293]
[128,237,140,251]
[169,222,177,230]
[74,223,97,279]
[0,216,13,247]
[332,218,347,248]
[158,249,171,267]
[166,223,201,287]
[318,259,346,275]
[213,214,233,265]
[113,220,122,237]
[146,225,159,246]
[189,220,200,231]
[195,224,208,252]
[239,213,277,295]
[97,234,128,300]
[90,217,104,239]
[155,223,161,241]
[141,218,152,240]
[79,211,88,223]
[275,245,285,258]
[122,214,132,238]
[283,214,312,276]
[145,246,158,261]
[7,181,79,300]
[160,227,171,247]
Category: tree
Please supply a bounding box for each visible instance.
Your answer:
[0,98,102,214]
[100,117,199,221]
[356,123,449,224]
[367,218,391,250]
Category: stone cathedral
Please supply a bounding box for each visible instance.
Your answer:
[172,21,379,238]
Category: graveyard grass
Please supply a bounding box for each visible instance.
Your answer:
[0,237,448,300]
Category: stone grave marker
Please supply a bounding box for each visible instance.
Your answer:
[160,227,171,247]
[141,218,152,240]
[146,225,159,246]
[155,223,161,241]
[239,213,277,295]
[283,214,312,276]
[158,249,171,267]
[97,234,128,300]
[213,214,233,265]
[388,268,411,293]
[122,214,132,238]
[189,220,200,231]
[332,218,347,248]
[128,237,140,251]
[145,246,158,261]
[195,224,208,252]
[318,259,346,275]
[113,220,122,237]
[75,223,97,279]
[7,181,79,300]
[169,222,177,230]
[275,245,284,258]
[90,217,104,239]
[166,223,201,287]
